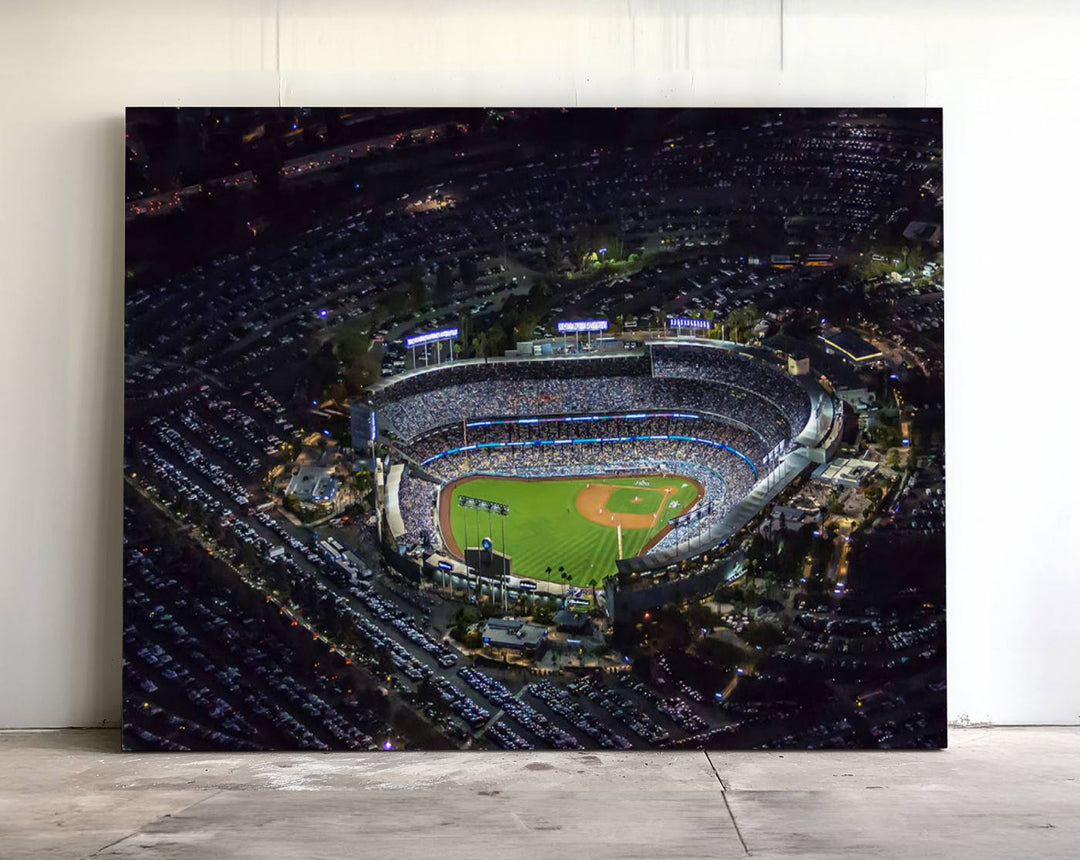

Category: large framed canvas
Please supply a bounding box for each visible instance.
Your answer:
[124,108,945,751]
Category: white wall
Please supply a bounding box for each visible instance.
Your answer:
[1,0,1077,728]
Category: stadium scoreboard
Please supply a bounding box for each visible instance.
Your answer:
[405,327,459,349]
[557,319,609,333]
[667,316,711,330]
[458,495,510,516]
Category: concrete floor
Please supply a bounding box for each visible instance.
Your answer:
[1,728,1077,859]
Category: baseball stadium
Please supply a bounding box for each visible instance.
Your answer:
[366,338,837,596]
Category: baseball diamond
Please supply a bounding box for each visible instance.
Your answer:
[377,340,832,590]
[439,473,702,586]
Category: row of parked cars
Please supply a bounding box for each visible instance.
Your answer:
[124,535,379,751]
[528,680,632,750]
[569,677,670,745]
[457,667,580,750]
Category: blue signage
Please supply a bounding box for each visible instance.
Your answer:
[405,327,459,349]
[667,316,711,329]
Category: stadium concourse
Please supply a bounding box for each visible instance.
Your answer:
[365,339,836,597]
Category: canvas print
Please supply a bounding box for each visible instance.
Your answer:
[124,108,945,750]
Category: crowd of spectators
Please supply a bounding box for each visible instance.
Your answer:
[410,414,766,466]
[390,414,767,554]
[373,347,809,447]
[651,344,811,437]
[395,474,439,549]
[380,348,811,556]
[371,355,647,437]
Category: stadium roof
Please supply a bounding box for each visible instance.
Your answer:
[285,466,339,503]
[481,618,548,649]
[819,330,883,363]
[902,220,943,245]
[812,457,878,487]
[554,609,591,632]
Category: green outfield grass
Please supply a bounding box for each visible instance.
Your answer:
[442,474,701,587]
[605,486,666,514]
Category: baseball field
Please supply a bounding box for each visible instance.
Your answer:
[439,473,703,587]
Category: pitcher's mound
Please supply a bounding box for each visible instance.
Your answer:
[576,483,667,529]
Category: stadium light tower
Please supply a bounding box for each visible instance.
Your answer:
[458,495,511,608]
